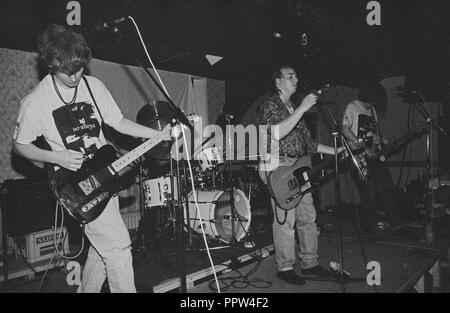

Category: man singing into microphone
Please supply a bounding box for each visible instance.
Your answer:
[257,65,338,285]
[12,24,171,292]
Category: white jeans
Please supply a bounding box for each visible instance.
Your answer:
[77,196,136,293]
[77,245,136,293]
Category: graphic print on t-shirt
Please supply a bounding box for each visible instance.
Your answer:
[52,101,102,159]
[357,114,377,148]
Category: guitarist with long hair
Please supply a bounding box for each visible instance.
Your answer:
[342,82,400,237]
[256,65,339,285]
[12,24,171,292]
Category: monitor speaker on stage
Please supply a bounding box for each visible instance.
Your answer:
[1,179,55,237]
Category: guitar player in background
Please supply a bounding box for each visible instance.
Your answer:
[256,64,340,286]
[12,24,171,292]
[342,82,401,237]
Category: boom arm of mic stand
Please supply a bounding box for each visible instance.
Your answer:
[112,28,194,132]
[411,95,448,137]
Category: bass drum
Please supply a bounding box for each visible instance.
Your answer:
[185,189,251,243]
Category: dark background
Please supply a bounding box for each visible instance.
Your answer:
[1,0,450,120]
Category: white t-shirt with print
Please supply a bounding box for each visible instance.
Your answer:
[342,99,379,140]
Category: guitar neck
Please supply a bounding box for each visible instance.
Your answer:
[310,153,342,176]
[377,131,420,159]
[111,134,164,172]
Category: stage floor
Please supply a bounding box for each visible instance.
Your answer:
[187,238,440,293]
[1,209,447,293]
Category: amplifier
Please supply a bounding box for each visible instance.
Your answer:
[15,227,69,263]
[1,179,55,236]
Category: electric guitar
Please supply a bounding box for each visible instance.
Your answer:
[351,123,427,183]
[50,124,173,224]
[267,153,345,211]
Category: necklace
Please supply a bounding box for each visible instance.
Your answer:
[52,75,78,105]
[284,100,294,114]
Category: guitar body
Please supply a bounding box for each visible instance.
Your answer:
[50,145,121,224]
[48,116,193,224]
[268,156,312,211]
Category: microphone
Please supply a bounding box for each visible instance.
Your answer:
[94,17,128,32]
[311,83,331,96]
[221,110,234,121]
[397,86,418,98]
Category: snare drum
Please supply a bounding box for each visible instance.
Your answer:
[185,189,251,243]
[143,175,177,208]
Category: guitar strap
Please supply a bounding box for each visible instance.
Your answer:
[370,106,381,140]
[82,76,121,152]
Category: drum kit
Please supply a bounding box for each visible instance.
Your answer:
[134,101,253,247]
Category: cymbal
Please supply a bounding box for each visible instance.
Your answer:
[137,101,175,160]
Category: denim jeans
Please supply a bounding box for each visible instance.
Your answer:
[260,157,320,272]
[77,244,136,293]
[77,196,136,293]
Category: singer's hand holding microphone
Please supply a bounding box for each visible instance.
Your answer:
[299,93,319,112]
[298,83,330,112]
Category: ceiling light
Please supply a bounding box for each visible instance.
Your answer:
[205,54,223,66]
[272,32,283,39]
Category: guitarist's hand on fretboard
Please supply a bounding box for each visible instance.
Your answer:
[160,123,181,141]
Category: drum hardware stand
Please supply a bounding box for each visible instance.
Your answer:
[166,118,190,292]
[181,161,194,249]
[180,134,214,250]
[211,161,217,190]
[242,161,258,246]
[133,158,148,255]
[132,159,172,270]
[224,113,248,249]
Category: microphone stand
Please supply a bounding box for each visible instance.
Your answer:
[109,23,192,292]
[319,104,367,291]
[170,118,187,292]
[324,104,346,291]
[110,24,193,133]
[226,115,238,248]
[182,160,193,249]
[410,93,448,245]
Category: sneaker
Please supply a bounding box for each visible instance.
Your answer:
[276,270,306,286]
[300,265,335,279]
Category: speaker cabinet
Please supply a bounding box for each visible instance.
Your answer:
[1,179,55,237]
